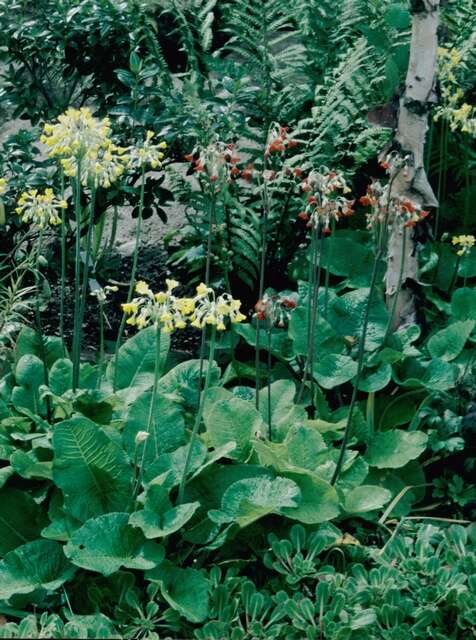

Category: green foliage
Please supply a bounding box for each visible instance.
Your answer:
[0,0,474,634]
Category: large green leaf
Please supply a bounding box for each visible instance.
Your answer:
[147,561,210,623]
[280,472,340,523]
[48,359,100,395]
[0,489,46,555]
[327,288,389,351]
[233,323,293,359]
[313,354,357,389]
[53,417,133,522]
[427,321,475,362]
[11,355,46,415]
[285,424,327,472]
[258,380,307,441]
[358,362,392,392]
[15,327,63,368]
[343,485,392,513]
[158,359,220,412]
[0,539,74,600]
[209,476,301,527]
[129,480,199,538]
[451,288,476,321]
[393,357,458,391]
[366,429,428,469]
[106,327,170,399]
[144,440,208,486]
[288,307,345,358]
[203,388,265,460]
[319,234,377,287]
[64,512,164,576]
[123,390,185,465]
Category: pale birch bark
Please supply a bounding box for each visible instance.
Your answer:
[384,0,440,329]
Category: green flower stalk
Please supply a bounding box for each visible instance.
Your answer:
[90,285,118,387]
[296,169,353,408]
[16,188,67,419]
[112,132,166,391]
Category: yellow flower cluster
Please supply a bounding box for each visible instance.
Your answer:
[435,47,476,136]
[452,234,475,257]
[41,109,168,187]
[127,131,167,170]
[16,188,67,229]
[122,279,190,333]
[41,107,129,188]
[190,283,246,330]
[122,280,246,333]
[0,178,7,196]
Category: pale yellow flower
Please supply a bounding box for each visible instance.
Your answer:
[127,131,166,170]
[16,188,67,229]
[452,234,475,256]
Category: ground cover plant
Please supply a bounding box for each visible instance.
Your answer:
[0,0,475,638]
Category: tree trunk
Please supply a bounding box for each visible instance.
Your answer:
[385,0,440,330]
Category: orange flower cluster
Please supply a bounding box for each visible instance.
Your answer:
[297,169,354,233]
[265,124,299,157]
[254,291,298,327]
[359,182,429,229]
[184,141,242,184]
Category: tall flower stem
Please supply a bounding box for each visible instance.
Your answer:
[59,171,67,356]
[323,220,335,319]
[194,187,216,410]
[331,243,384,486]
[134,323,162,495]
[113,167,146,391]
[104,205,119,260]
[449,254,461,293]
[178,325,217,504]
[97,300,105,388]
[266,324,273,440]
[71,162,83,391]
[297,225,322,408]
[73,185,96,389]
[255,174,270,410]
[34,229,51,420]
[384,225,407,341]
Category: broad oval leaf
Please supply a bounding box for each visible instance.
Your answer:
[358,362,392,392]
[327,288,389,351]
[53,417,133,522]
[64,512,164,576]
[123,390,185,465]
[203,388,265,460]
[344,485,392,513]
[12,355,46,415]
[314,354,357,389]
[210,476,301,527]
[129,501,200,539]
[158,359,220,412]
[427,320,475,362]
[258,380,307,441]
[280,472,340,524]
[451,287,476,321]
[147,561,210,623]
[0,489,47,555]
[0,539,74,600]
[106,327,170,399]
[366,429,428,469]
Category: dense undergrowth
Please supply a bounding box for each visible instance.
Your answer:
[0,0,475,638]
